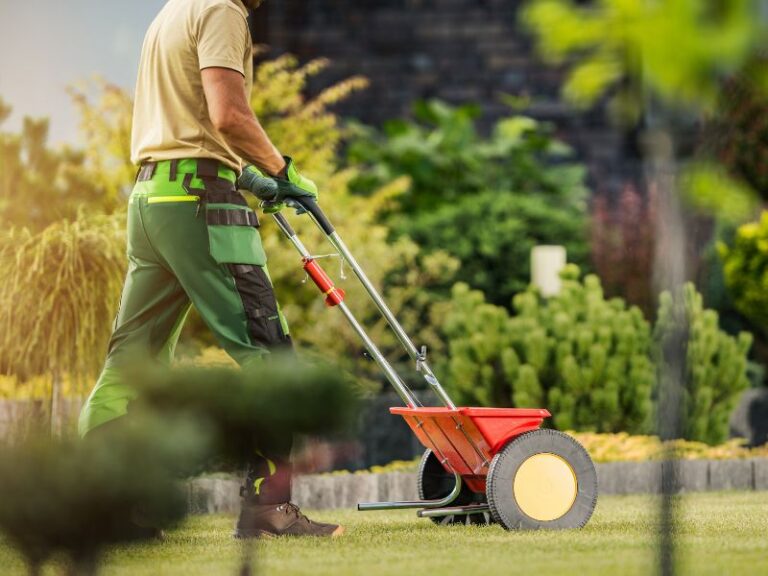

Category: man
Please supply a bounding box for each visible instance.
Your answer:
[78,0,342,538]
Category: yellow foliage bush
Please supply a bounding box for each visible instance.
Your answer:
[331,431,768,475]
[0,212,126,394]
[570,431,768,462]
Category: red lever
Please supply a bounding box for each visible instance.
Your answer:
[303,258,345,307]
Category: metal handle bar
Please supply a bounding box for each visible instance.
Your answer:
[273,196,456,410]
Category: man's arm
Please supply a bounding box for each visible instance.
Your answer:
[201,67,285,175]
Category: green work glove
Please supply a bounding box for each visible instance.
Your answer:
[237,157,318,214]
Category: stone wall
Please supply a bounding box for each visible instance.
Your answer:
[250,0,640,196]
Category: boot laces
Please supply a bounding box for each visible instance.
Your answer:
[279,502,306,519]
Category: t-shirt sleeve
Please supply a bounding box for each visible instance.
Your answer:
[197,4,249,75]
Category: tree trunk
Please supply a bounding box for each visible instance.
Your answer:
[644,110,687,576]
[27,559,42,576]
[239,541,256,576]
[50,369,62,437]
[66,554,100,576]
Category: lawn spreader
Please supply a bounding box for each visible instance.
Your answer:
[270,196,598,531]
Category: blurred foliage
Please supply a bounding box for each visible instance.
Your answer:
[348,101,586,210]
[680,162,761,222]
[590,185,656,317]
[0,98,120,231]
[346,100,590,306]
[719,212,768,332]
[522,0,762,116]
[0,413,208,576]
[250,55,368,183]
[702,64,768,201]
[69,77,135,201]
[0,357,355,574]
[522,0,765,214]
[522,0,766,426]
[654,283,753,444]
[440,267,655,434]
[132,358,360,470]
[0,212,126,393]
[0,374,90,402]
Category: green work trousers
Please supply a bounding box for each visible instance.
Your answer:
[79,159,293,504]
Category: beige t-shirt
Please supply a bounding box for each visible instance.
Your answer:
[130,0,253,171]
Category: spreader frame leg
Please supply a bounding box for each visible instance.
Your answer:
[357,471,463,511]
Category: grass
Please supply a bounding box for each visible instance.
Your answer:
[1,492,766,575]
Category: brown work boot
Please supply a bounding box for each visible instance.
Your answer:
[234,502,344,539]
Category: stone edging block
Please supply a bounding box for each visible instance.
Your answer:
[754,459,768,490]
[187,458,768,514]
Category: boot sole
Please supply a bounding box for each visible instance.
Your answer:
[233,525,344,539]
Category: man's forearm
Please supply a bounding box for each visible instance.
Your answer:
[219,111,285,175]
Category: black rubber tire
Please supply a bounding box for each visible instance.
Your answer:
[486,429,597,530]
[417,449,492,526]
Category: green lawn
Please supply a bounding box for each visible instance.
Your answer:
[2,492,766,576]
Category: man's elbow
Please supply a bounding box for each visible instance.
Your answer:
[210,110,244,135]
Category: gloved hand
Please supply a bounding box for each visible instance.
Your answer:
[237,157,318,213]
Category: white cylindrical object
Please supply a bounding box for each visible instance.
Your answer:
[531,245,567,297]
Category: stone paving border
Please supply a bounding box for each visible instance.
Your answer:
[187,458,768,514]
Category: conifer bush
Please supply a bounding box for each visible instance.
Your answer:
[440,268,752,442]
[508,266,656,433]
[441,267,655,433]
[654,283,753,445]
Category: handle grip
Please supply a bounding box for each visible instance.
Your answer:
[239,176,335,235]
[287,197,335,235]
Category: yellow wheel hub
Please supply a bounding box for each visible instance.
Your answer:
[512,452,578,522]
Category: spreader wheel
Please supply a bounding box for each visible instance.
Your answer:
[417,449,492,526]
[486,429,597,530]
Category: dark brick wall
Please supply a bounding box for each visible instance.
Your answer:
[250,0,640,195]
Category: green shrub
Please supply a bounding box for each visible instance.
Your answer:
[719,211,768,331]
[654,284,753,445]
[436,283,519,408]
[406,191,589,306]
[439,268,751,442]
[347,99,590,306]
[440,267,655,433]
[510,267,656,434]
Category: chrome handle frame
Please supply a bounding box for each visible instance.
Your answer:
[273,201,456,410]
[324,231,456,409]
[271,211,420,408]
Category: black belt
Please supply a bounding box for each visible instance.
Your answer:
[137,159,249,218]
[136,162,157,182]
[136,158,230,183]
